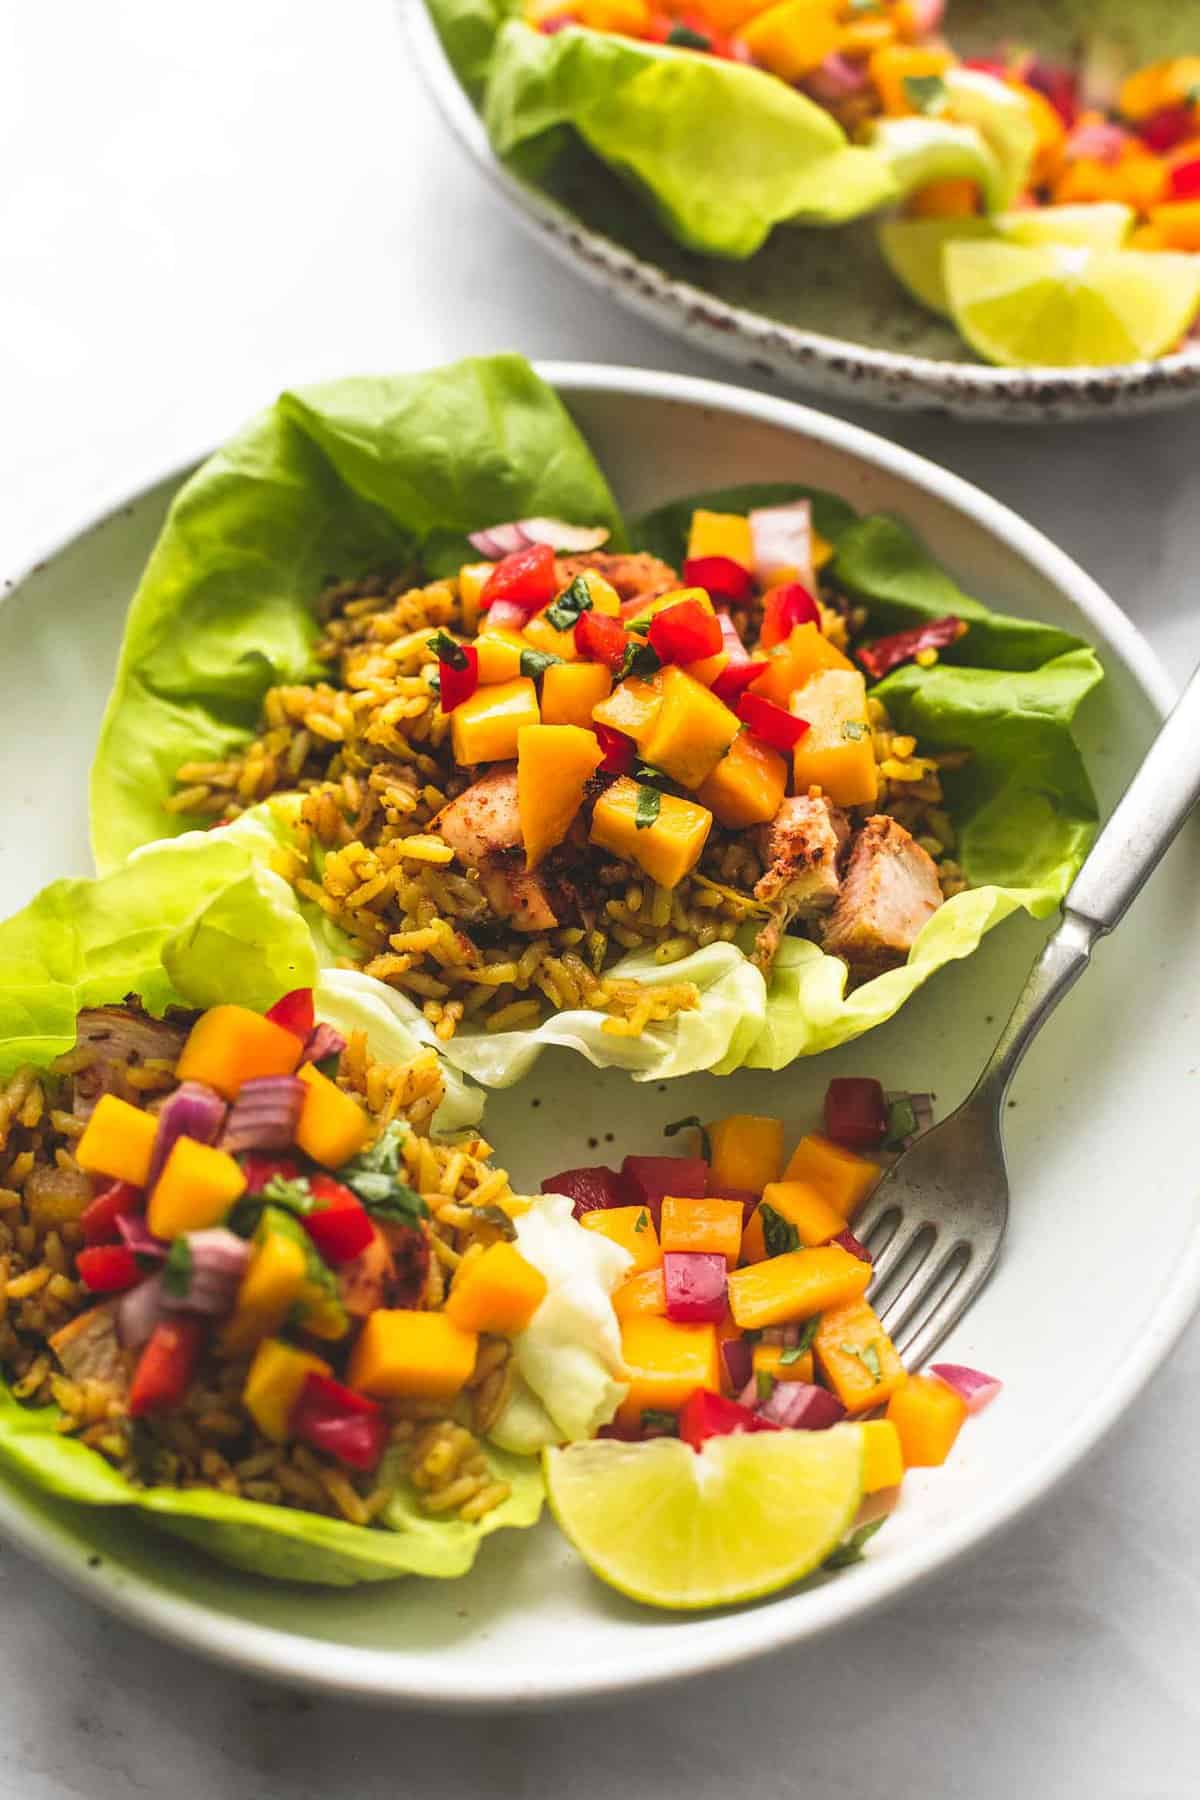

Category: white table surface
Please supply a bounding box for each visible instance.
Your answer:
[4,1,1200,1792]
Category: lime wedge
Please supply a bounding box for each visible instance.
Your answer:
[879,215,997,315]
[543,1425,864,1610]
[945,242,1200,367]
[995,203,1134,250]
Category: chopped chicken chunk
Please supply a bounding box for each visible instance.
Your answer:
[49,1304,129,1402]
[822,815,943,975]
[752,795,849,969]
[71,1002,190,1121]
[556,550,680,609]
[434,765,573,933]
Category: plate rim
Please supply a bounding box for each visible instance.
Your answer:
[404,0,1200,422]
[0,360,1194,1707]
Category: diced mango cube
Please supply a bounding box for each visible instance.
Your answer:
[457,562,493,630]
[243,1339,330,1443]
[616,1315,720,1427]
[572,567,623,615]
[784,1132,879,1218]
[348,1309,479,1401]
[1149,199,1200,251]
[176,1004,303,1101]
[541,660,612,729]
[623,586,716,628]
[860,1418,905,1492]
[75,1094,159,1188]
[147,1136,247,1239]
[591,675,663,740]
[750,624,855,707]
[686,510,753,568]
[867,42,954,115]
[294,1063,370,1168]
[695,730,787,829]
[814,1299,906,1413]
[790,669,878,808]
[739,0,841,81]
[444,1241,548,1334]
[578,0,649,31]
[739,1207,768,1265]
[707,1115,783,1195]
[523,610,579,662]
[659,1196,743,1267]
[886,1373,966,1466]
[589,777,712,889]
[581,1204,662,1275]
[752,1343,814,1384]
[517,723,603,869]
[474,627,529,684]
[759,1178,844,1248]
[450,677,540,766]
[221,1230,309,1355]
[727,1245,871,1330]
[907,178,981,219]
[638,667,739,790]
[612,1266,668,1321]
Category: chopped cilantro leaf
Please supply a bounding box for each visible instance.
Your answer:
[634,1209,649,1234]
[544,575,594,632]
[520,647,563,681]
[640,1409,679,1436]
[756,1370,775,1402]
[840,1340,883,1382]
[340,1122,428,1223]
[634,784,662,830]
[620,639,661,681]
[903,73,947,113]
[885,1095,918,1149]
[162,1235,192,1299]
[429,630,468,670]
[663,1115,713,1162]
[667,23,710,48]
[823,1517,885,1570]
[760,1203,800,1258]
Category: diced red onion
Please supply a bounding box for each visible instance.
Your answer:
[541,1164,628,1219]
[833,1227,872,1264]
[1065,119,1127,166]
[663,1251,727,1324]
[303,1022,346,1066]
[716,609,750,664]
[887,1090,934,1151]
[930,1362,1002,1414]
[721,1337,753,1394]
[749,502,814,590]
[116,1212,169,1261]
[485,598,531,632]
[757,1381,846,1430]
[221,1075,305,1154]
[161,1229,251,1317]
[467,518,610,558]
[146,1081,227,1193]
[901,0,943,32]
[804,52,868,103]
[116,1272,167,1349]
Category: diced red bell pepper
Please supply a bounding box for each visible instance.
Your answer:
[832,1227,873,1264]
[240,1153,304,1195]
[1140,105,1198,155]
[621,1154,706,1232]
[678,1388,777,1450]
[1022,58,1077,127]
[76,1244,141,1293]
[592,723,637,774]
[647,599,723,666]
[760,581,820,650]
[290,1372,388,1471]
[79,1180,141,1245]
[541,1164,629,1220]
[735,692,811,751]
[479,543,557,615]
[711,659,768,704]
[1168,157,1200,201]
[438,640,480,713]
[265,988,315,1040]
[575,609,628,671]
[663,1251,727,1323]
[856,615,967,681]
[129,1316,206,1417]
[682,555,753,603]
[824,1077,887,1149]
[302,1174,374,1264]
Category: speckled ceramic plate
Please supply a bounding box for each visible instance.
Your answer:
[407,0,1200,421]
[2,366,1199,1705]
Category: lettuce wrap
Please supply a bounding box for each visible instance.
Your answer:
[424,0,1035,259]
[0,832,548,1586]
[85,356,1102,1087]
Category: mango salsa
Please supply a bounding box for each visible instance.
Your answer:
[639,667,739,789]
[659,1195,743,1267]
[243,1339,330,1443]
[740,0,841,82]
[685,510,754,568]
[612,1266,668,1321]
[813,1299,906,1413]
[444,1241,548,1334]
[517,723,603,868]
[75,1094,159,1188]
[860,1418,905,1492]
[790,669,878,808]
[758,1178,845,1249]
[591,675,663,741]
[749,622,855,707]
[581,1203,662,1274]
[695,729,787,829]
[727,1245,871,1330]
[450,677,540,765]
[474,626,529,684]
[349,1309,479,1401]
[784,1132,879,1217]
[294,1063,370,1169]
[176,1004,303,1101]
[147,1137,247,1239]
[707,1114,784,1195]
[886,1374,967,1466]
[589,777,713,889]
[617,1315,721,1427]
[540,660,612,729]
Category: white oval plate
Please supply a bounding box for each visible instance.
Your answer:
[1,365,1197,1705]
[406,0,1200,423]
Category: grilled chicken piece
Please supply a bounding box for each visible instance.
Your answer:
[49,1304,129,1401]
[337,1225,396,1320]
[435,765,572,933]
[822,815,943,975]
[752,795,849,969]
[71,1002,191,1121]
[556,550,680,609]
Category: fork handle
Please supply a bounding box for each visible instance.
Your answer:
[972,659,1200,1108]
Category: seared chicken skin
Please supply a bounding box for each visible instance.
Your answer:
[752,794,849,970]
[434,765,575,933]
[555,550,680,610]
[822,815,942,974]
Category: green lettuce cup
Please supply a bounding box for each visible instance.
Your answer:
[85,355,1101,1087]
[0,833,548,1586]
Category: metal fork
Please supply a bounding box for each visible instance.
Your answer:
[856,660,1200,1371]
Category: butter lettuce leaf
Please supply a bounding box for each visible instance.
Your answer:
[90,355,623,872]
[480,20,896,258]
